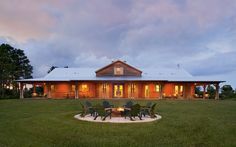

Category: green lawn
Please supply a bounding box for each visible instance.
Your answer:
[0,99,235,147]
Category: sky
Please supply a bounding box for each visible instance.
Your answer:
[0,0,236,88]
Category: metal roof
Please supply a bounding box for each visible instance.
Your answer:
[17,67,225,83]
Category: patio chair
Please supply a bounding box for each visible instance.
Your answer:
[123,101,133,108]
[144,102,152,108]
[79,102,86,117]
[102,100,114,109]
[93,104,112,121]
[124,104,142,121]
[83,101,95,116]
[141,103,157,118]
[123,101,134,117]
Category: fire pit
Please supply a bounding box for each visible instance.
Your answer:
[111,107,125,117]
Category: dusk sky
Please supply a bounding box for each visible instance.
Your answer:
[0,0,236,87]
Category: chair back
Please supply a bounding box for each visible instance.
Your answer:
[125,101,133,108]
[130,104,141,116]
[146,102,152,108]
[94,104,106,116]
[150,103,157,118]
[102,100,110,108]
[151,103,157,111]
[85,101,92,107]
[80,102,86,117]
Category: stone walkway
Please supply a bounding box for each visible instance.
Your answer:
[74,114,162,123]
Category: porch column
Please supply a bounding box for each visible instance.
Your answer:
[191,84,196,99]
[215,83,220,100]
[160,83,164,99]
[75,82,79,99]
[20,82,24,99]
[32,83,37,97]
[47,83,51,98]
[203,84,206,99]
[183,84,186,99]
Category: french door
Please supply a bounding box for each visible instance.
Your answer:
[113,84,124,98]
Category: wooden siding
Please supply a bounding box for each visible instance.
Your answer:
[42,81,206,99]
[96,61,142,77]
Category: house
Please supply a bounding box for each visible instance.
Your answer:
[17,60,224,99]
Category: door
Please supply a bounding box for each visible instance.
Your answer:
[113,84,124,98]
[99,83,109,98]
[128,83,138,98]
[174,85,184,97]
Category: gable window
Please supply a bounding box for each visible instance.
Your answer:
[114,67,124,75]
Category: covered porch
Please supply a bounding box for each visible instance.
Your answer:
[18,81,221,100]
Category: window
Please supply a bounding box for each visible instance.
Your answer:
[71,85,76,92]
[128,83,136,98]
[114,67,124,75]
[130,83,135,93]
[145,85,149,97]
[180,85,183,93]
[174,85,178,95]
[102,83,108,93]
[155,85,160,92]
[174,85,184,96]
[50,85,55,92]
[81,84,88,92]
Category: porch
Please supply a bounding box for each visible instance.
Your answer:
[18,81,220,99]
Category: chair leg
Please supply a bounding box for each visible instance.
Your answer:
[129,114,134,121]
[94,115,98,120]
[138,115,142,120]
[102,115,106,121]
[103,111,111,121]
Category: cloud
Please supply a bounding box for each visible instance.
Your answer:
[0,0,236,87]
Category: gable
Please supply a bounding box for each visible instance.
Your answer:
[96,60,142,77]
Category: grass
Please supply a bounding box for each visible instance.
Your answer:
[0,99,235,147]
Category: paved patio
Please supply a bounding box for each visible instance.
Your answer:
[74,114,162,123]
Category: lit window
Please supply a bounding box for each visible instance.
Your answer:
[145,85,149,97]
[130,83,135,93]
[174,85,178,95]
[51,85,55,92]
[71,85,76,92]
[81,84,88,92]
[180,85,183,92]
[102,83,107,93]
[114,67,124,75]
[155,85,160,92]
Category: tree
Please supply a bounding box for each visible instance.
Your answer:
[195,86,203,97]
[47,66,58,73]
[47,66,68,73]
[0,43,33,98]
[207,85,216,99]
[220,85,235,99]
